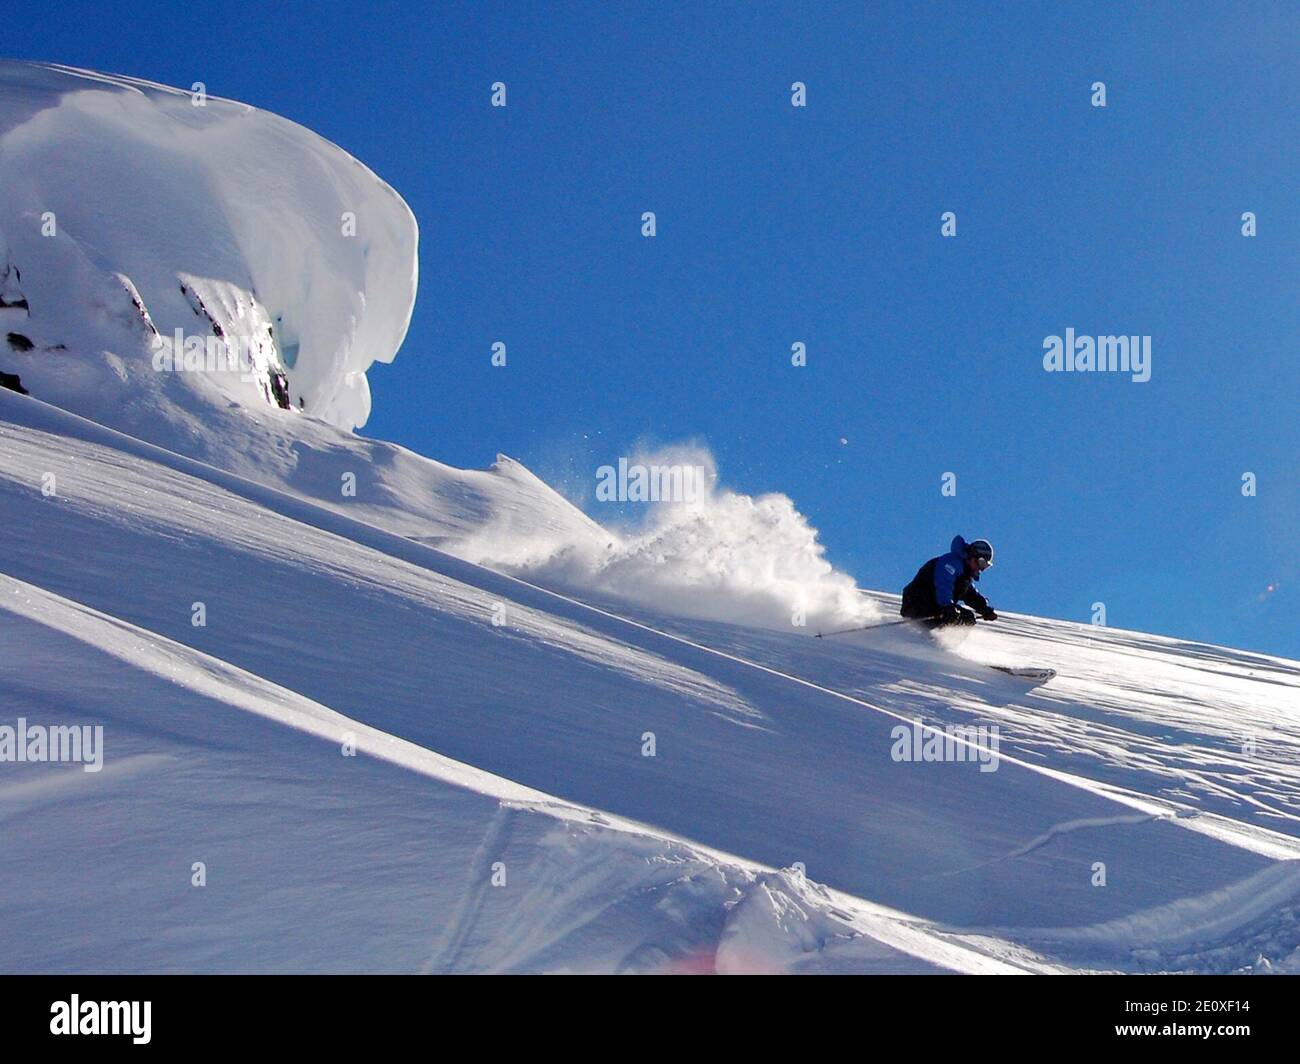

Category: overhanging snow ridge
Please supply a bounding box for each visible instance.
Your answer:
[0,60,417,431]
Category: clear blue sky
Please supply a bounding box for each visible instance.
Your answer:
[11,1,1298,656]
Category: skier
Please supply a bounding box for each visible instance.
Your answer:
[900,535,998,627]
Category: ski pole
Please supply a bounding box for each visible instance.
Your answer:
[815,619,911,638]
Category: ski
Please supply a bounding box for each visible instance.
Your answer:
[988,665,1056,682]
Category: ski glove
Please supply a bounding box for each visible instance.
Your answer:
[940,604,977,626]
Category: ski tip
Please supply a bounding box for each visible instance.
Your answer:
[989,665,1057,682]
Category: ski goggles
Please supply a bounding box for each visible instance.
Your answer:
[973,556,992,571]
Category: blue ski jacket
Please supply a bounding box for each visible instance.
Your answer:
[900,535,989,618]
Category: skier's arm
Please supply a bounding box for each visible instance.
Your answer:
[932,559,960,608]
[961,585,997,619]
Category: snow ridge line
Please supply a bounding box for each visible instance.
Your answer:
[4,392,1299,863]
[921,813,1162,881]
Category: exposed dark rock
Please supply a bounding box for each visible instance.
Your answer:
[0,260,28,313]
[269,370,292,410]
[0,370,28,395]
[179,281,223,337]
[6,332,35,352]
[117,276,159,338]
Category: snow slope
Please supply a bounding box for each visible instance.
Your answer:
[3,61,1300,975]
[0,61,642,576]
[3,388,1300,974]
[0,62,868,629]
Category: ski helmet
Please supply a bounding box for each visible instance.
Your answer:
[967,539,994,566]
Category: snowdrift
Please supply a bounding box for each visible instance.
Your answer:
[0,60,416,433]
